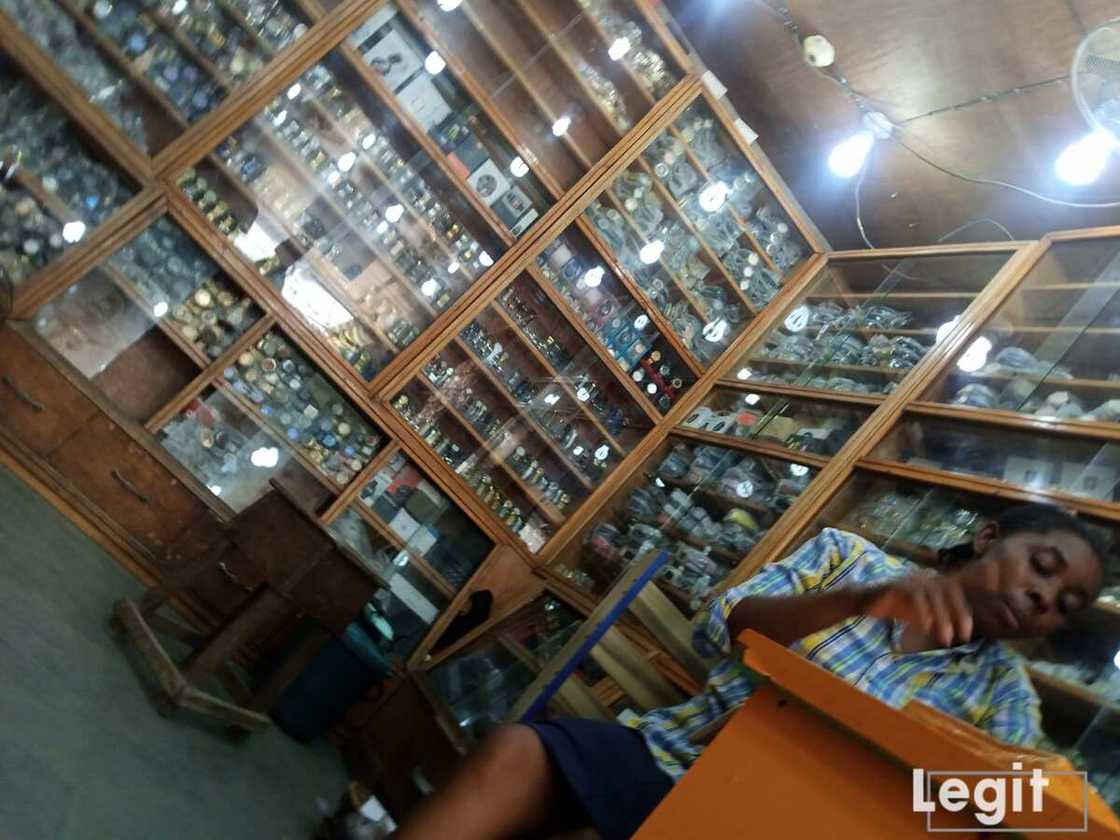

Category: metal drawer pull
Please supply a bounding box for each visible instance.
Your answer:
[2,375,45,412]
[111,469,150,505]
[218,561,254,593]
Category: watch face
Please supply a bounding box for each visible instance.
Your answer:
[474,173,498,198]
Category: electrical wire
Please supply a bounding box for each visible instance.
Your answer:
[937,218,1015,242]
[891,133,1120,209]
[853,153,875,249]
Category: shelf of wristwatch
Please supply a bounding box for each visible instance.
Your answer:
[746,300,935,395]
[0,0,154,150]
[177,165,426,379]
[574,0,678,102]
[564,442,811,606]
[392,390,555,551]
[945,343,1120,425]
[681,397,863,459]
[533,235,689,413]
[423,348,606,491]
[217,330,385,487]
[393,377,574,523]
[0,76,130,285]
[454,321,604,490]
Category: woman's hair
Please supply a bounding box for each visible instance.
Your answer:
[938,503,1111,570]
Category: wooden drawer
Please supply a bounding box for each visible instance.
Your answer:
[0,327,99,455]
[49,416,208,558]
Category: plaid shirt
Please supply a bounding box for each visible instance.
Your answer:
[634,528,1042,781]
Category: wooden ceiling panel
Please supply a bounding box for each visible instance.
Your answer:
[791,0,1082,120]
[665,0,1120,249]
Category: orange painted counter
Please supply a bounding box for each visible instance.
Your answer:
[635,632,1120,839]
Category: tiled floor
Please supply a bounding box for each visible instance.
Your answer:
[0,465,349,839]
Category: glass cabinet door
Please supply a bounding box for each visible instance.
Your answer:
[425,594,584,742]
[582,99,811,367]
[551,436,817,611]
[920,237,1120,430]
[1,60,135,287]
[2,0,311,142]
[535,226,698,413]
[729,251,1011,397]
[392,0,684,192]
[392,269,660,554]
[872,414,1120,506]
[683,386,874,458]
[32,214,260,423]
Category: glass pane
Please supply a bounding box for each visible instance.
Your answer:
[0,61,134,287]
[394,273,663,554]
[11,0,310,129]
[357,450,493,590]
[0,0,169,151]
[683,387,873,457]
[535,226,697,413]
[32,216,259,422]
[427,594,582,741]
[730,252,1010,396]
[923,238,1120,430]
[157,386,325,512]
[329,507,451,662]
[217,330,385,489]
[584,101,810,366]
[552,438,816,610]
[401,0,683,191]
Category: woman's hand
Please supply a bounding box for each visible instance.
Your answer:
[862,573,974,647]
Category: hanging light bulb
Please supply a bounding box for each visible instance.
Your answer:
[828,130,874,178]
[957,337,993,373]
[1056,131,1115,186]
[827,111,891,178]
[552,115,572,137]
[437,0,462,9]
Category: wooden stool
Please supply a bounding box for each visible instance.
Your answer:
[113,482,383,733]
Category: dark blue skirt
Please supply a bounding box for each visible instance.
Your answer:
[525,719,674,840]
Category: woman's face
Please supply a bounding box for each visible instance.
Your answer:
[954,525,1103,639]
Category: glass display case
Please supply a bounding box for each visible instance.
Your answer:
[920,237,1120,430]
[0,59,136,288]
[872,413,1120,506]
[0,0,311,151]
[326,450,493,664]
[31,214,260,423]
[392,268,663,553]
[393,0,685,193]
[425,593,583,742]
[728,251,1011,397]
[550,435,817,612]
[582,99,810,366]
[683,386,874,458]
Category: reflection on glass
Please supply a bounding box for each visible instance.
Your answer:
[929,239,1120,429]
[683,388,871,456]
[0,65,133,286]
[732,253,1009,396]
[556,439,814,609]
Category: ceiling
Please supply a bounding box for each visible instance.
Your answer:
[663,0,1120,250]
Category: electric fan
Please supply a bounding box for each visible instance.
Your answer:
[1073,18,1120,144]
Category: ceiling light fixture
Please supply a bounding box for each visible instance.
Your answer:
[1056,130,1116,186]
[828,111,891,178]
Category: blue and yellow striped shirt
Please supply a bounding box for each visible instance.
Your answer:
[634,528,1042,781]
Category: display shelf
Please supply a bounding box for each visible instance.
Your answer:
[350,501,455,598]
[714,377,888,408]
[1030,667,1120,722]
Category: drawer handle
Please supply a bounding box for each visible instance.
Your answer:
[2,375,45,413]
[111,469,150,505]
[218,561,254,593]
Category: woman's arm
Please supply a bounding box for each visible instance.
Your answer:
[726,575,975,648]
